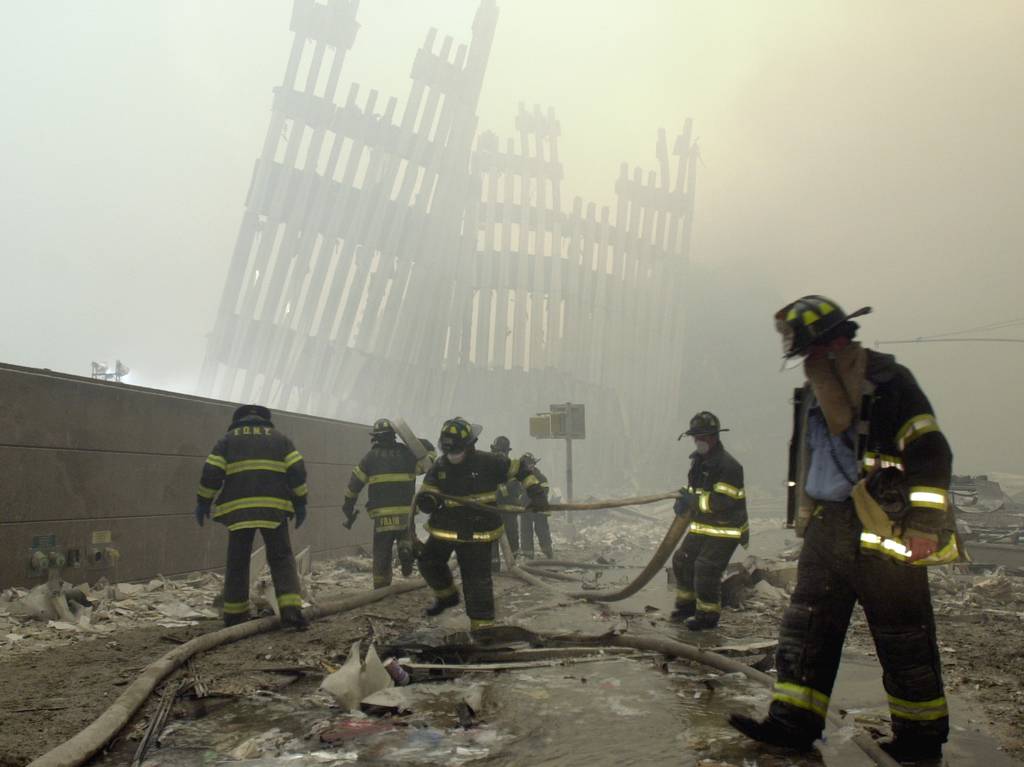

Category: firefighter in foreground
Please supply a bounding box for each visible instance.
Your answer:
[416,417,549,631]
[670,411,748,631]
[489,436,520,569]
[730,295,958,763]
[342,419,427,589]
[195,404,309,629]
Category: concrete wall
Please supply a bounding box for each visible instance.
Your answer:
[0,362,374,589]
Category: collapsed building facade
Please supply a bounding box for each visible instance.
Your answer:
[198,0,698,492]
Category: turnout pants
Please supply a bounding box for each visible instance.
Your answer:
[372,527,414,589]
[769,500,948,743]
[222,524,302,623]
[419,536,495,629]
[672,532,738,617]
[521,512,553,558]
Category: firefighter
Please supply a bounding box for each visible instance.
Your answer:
[489,435,520,569]
[729,295,958,763]
[195,404,309,630]
[518,453,554,559]
[341,419,426,589]
[416,417,549,632]
[670,411,748,630]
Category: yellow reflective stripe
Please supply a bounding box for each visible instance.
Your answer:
[887,694,948,722]
[909,486,947,510]
[284,450,303,468]
[369,472,416,484]
[214,496,294,516]
[507,458,520,479]
[197,485,218,500]
[344,489,358,499]
[860,531,911,559]
[222,600,250,614]
[276,593,303,609]
[368,505,413,518]
[445,492,498,506]
[227,520,282,531]
[896,414,940,451]
[772,682,830,719]
[426,524,505,542]
[713,482,745,499]
[696,599,721,613]
[915,535,960,566]
[698,491,711,513]
[689,521,748,539]
[862,451,904,471]
[352,466,369,483]
[374,515,409,531]
[522,475,540,489]
[802,309,820,325]
[675,588,695,601]
[292,483,308,497]
[224,459,286,475]
[470,618,495,630]
[420,483,441,495]
[432,584,458,599]
[205,454,227,469]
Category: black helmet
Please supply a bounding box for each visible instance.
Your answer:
[439,417,479,454]
[774,295,872,359]
[371,418,396,441]
[520,452,540,468]
[681,411,729,438]
[232,404,271,423]
[491,435,511,454]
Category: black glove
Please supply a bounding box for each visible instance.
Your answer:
[294,500,307,529]
[194,502,211,527]
[416,493,442,515]
[673,491,691,517]
[342,500,359,529]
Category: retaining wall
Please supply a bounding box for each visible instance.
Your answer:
[0,363,374,589]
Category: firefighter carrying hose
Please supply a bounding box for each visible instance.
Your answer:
[416,417,549,632]
[489,435,520,570]
[670,411,749,630]
[195,404,309,630]
[730,295,959,763]
[341,419,431,589]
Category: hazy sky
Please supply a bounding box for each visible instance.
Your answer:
[1,1,1022,480]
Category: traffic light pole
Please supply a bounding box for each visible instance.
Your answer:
[565,436,574,502]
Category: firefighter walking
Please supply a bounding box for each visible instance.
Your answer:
[730,295,959,763]
[489,436,520,570]
[195,404,309,629]
[342,419,427,589]
[416,417,549,632]
[518,453,554,560]
[671,411,748,631]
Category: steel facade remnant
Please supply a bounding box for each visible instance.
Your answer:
[199,0,697,491]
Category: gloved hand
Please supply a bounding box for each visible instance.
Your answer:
[673,490,692,517]
[194,502,211,527]
[294,500,307,529]
[342,500,359,529]
[416,492,442,515]
[527,490,549,511]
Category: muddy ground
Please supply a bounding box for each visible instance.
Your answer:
[2,522,1023,765]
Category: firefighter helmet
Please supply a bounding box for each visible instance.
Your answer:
[232,404,272,423]
[682,411,729,438]
[439,417,479,454]
[520,452,541,468]
[774,295,872,359]
[371,418,396,441]
[491,435,511,454]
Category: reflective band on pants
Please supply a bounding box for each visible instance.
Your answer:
[772,682,830,719]
[888,694,948,722]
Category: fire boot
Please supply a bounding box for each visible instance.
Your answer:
[224,612,250,628]
[879,737,943,763]
[424,593,460,617]
[685,611,720,631]
[728,713,816,752]
[670,603,696,623]
[280,605,310,631]
[397,541,415,578]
